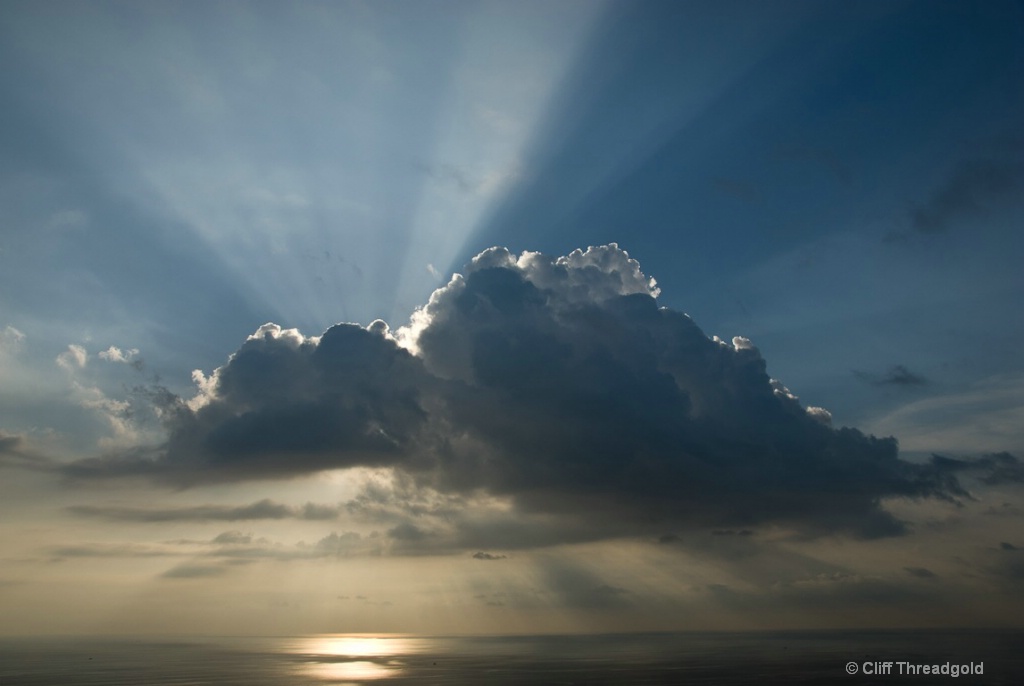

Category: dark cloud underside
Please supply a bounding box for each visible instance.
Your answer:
[59,245,1010,542]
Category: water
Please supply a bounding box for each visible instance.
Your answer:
[1,630,1021,685]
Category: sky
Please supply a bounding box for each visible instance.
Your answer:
[0,0,1023,637]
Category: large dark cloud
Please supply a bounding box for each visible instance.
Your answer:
[58,245,1005,541]
[62,321,436,484]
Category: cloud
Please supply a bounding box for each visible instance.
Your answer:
[854,364,928,387]
[49,543,177,558]
[211,531,253,545]
[314,531,371,556]
[863,375,1024,456]
[56,344,88,371]
[98,346,144,370]
[207,530,380,560]
[57,245,990,544]
[44,527,389,564]
[911,157,1024,234]
[161,564,226,579]
[387,522,430,543]
[67,498,340,522]
[301,502,342,520]
[928,452,1024,487]
[472,551,506,560]
[0,325,25,350]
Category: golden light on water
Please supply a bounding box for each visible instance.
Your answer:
[305,660,397,681]
[288,634,429,683]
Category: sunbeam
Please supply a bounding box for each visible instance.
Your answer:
[393,0,608,321]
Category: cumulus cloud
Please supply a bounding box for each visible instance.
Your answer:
[56,344,88,370]
[57,245,997,544]
[805,406,832,426]
[99,346,143,370]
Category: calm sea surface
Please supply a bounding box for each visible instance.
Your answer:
[1,630,1021,685]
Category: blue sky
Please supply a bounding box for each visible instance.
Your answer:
[1,0,1023,635]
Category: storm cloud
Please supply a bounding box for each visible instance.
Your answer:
[59,245,992,541]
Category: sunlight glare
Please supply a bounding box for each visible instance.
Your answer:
[296,633,427,658]
[304,659,398,682]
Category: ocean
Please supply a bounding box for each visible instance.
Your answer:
[1,629,1021,685]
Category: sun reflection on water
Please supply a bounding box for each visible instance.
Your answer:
[287,634,429,683]
[304,659,396,681]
